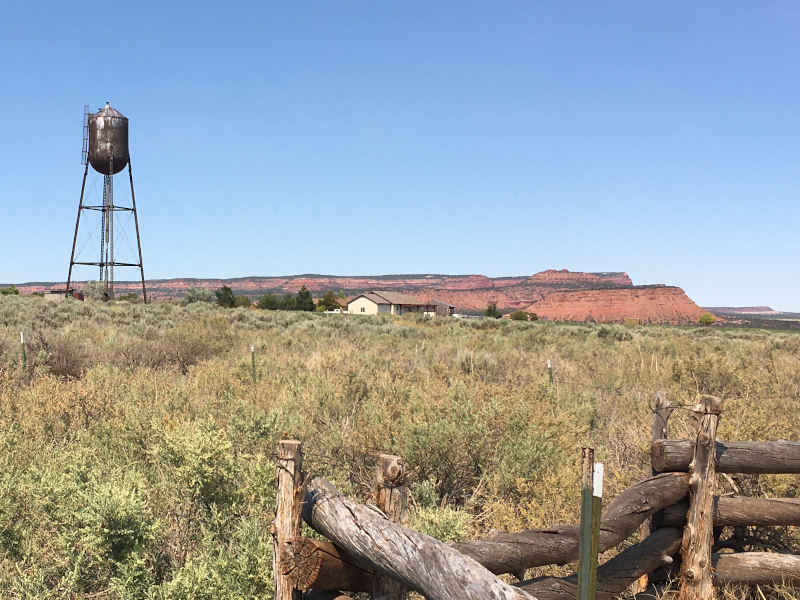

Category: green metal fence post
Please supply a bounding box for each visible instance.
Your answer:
[251,344,257,383]
[577,447,599,600]
[20,331,27,371]
[547,359,554,385]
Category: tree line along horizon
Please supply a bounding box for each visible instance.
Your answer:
[0,284,718,323]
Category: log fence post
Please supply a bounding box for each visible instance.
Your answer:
[374,453,408,600]
[677,395,723,600]
[273,440,304,600]
[650,391,674,530]
[633,391,675,594]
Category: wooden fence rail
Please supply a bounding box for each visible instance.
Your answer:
[270,391,800,600]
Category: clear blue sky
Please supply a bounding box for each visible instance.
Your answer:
[2,2,799,310]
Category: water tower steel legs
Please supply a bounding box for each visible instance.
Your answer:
[66,163,90,296]
[128,161,147,304]
[65,161,147,303]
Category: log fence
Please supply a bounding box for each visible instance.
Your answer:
[271,393,800,599]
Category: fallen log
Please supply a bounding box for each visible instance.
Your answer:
[652,440,800,474]
[302,477,537,600]
[451,472,689,575]
[714,552,800,585]
[281,538,372,592]
[518,527,683,600]
[291,472,689,592]
[662,496,800,528]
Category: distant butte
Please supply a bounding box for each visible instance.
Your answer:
[13,269,707,324]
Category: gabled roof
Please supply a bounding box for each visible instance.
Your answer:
[347,291,436,306]
[372,290,429,305]
[348,292,390,305]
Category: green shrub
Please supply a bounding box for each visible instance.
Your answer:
[409,506,470,542]
[156,421,238,507]
[509,310,529,321]
[77,479,155,563]
[183,288,214,304]
[0,286,19,295]
[485,303,500,318]
[233,295,251,308]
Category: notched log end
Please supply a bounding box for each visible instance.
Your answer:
[376,454,406,487]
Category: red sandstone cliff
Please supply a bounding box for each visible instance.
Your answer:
[14,270,707,324]
[522,286,706,324]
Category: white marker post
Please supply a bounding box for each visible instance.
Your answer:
[590,462,604,597]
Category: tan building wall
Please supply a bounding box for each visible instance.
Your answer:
[348,296,441,317]
[348,296,389,315]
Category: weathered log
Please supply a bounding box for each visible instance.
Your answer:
[451,472,689,575]
[662,496,800,528]
[373,454,408,600]
[282,537,372,592]
[651,390,674,443]
[635,391,674,594]
[303,477,537,600]
[291,473,689,593]
[714,552,800,585]
[678,395,723,600]
[273,440,305,600]
[652,439,800,474]
[519,527,683,600]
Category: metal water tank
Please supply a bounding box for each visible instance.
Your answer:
[88,102,129,175]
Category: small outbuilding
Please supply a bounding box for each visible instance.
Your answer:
[347,291,454,317]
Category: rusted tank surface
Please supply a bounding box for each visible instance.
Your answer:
[88,102,129,175]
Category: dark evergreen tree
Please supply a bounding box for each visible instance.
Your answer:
[295,286,315,311]
[215,286,236,308]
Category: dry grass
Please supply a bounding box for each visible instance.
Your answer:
[0,295,798,598]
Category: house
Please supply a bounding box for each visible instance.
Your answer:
[347,291,454,317]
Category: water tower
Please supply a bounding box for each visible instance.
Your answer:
[66,103,147,301]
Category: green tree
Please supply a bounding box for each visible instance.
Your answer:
[318,291,341,311]
[699,312,716,326]
[215,286,236,308]
[295,286,315,312]
[485,303,501,319]
[256,294,280,310]
[280,294,297,310]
